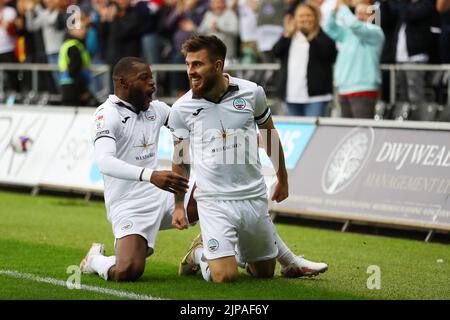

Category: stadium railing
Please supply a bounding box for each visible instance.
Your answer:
[1,62,450,109]
[0,63,111,104]
[380,63,450,106]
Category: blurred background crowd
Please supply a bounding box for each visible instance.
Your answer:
[1,0,450,121]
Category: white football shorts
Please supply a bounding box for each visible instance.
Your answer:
[197,196,278,262]
[109,180,196,257]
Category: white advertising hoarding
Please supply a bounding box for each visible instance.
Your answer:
[39,108,104,192]
[0,106,75,186]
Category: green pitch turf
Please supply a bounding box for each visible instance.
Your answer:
[0,190,448,300]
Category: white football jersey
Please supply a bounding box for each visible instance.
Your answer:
[92,95,171,212]
[168,75,271,200]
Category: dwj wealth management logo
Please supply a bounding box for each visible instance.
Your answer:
[321,127,374,194]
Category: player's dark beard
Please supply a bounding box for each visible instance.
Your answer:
[128,87,146,113]
[191,72,218,97]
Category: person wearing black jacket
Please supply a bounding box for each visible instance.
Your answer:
[437,0,450,63]
[376,0,398,103]
[272,2,337,117]
[135,0,163,65]
[392,0,435,104]
[99,0,142,70]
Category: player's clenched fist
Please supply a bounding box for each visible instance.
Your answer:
[271,181,289,203]
[172,207,188,230]
[150,171,189,195]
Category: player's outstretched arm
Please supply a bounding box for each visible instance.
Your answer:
[258,116,289,203]
[150,170,189,195]
[94,136,188,194]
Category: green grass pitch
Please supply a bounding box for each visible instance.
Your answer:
[0,190,448,300]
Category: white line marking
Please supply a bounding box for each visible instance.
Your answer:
[0,269,164,300]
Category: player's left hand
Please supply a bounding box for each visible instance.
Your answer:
[271,181,289,203]
[150,170,189,195]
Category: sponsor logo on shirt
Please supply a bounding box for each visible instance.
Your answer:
[135,152,155,161]
[95,115,105,129]
[133,132,155,160]
[209,121,243,154]
[122,116,130,124]
[211,143,240,153]
[193,108,204,116]
[233,98,246,110]
[96,130,110,136]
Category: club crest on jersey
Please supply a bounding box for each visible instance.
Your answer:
[120,219,133,231]
[207,239,219,252]
[95,115,105,129]
[144,110,156,121]
[232,98,246,110]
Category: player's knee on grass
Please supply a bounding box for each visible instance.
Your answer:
[211,268,238,283]
[247,259,276,278]
[111,234,148,281]
[110,259,145,282]
[209,256,239,283]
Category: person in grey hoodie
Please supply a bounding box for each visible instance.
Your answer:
[24,0,66,91]
[197,0,239,62]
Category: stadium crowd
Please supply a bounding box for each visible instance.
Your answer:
[1,0,450,120]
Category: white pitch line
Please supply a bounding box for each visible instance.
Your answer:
[0,269,164,300]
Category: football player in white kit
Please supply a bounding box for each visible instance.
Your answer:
[80,57,194,281]
[169,35,328,283]
[81,56,326,282]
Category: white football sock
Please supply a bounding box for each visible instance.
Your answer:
[234,247,246,269]
[90,255,116,280]
[194,248,211,282]
[199,259,211,282]
[194,248,203,265]
[275,233,296,267]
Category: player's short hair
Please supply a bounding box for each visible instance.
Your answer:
[181,35,227,65]
[112,57,147,80]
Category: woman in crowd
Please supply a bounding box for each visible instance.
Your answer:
[272,2,337,117]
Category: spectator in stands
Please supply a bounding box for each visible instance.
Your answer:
[0,0,20,94]
[233,0,259,64]
[392,0,434,104]
[256,0,293,61]
[24,0,66,92]
[136,0,164,65]
[157,0,179,63]
[197,0,239,63]
[77,0,108,96]
[99,0,142,70]
[254,0,295,113]
[288,1,338,27]
[315,0,337,26]
[14,0,47,95]
[324,0,384,119]
[82,0,107,64]
[164,0,208,96]
[58,11,97,106]
[272,2,337,116]
[436,0,450,63]
[375,0,398,104]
